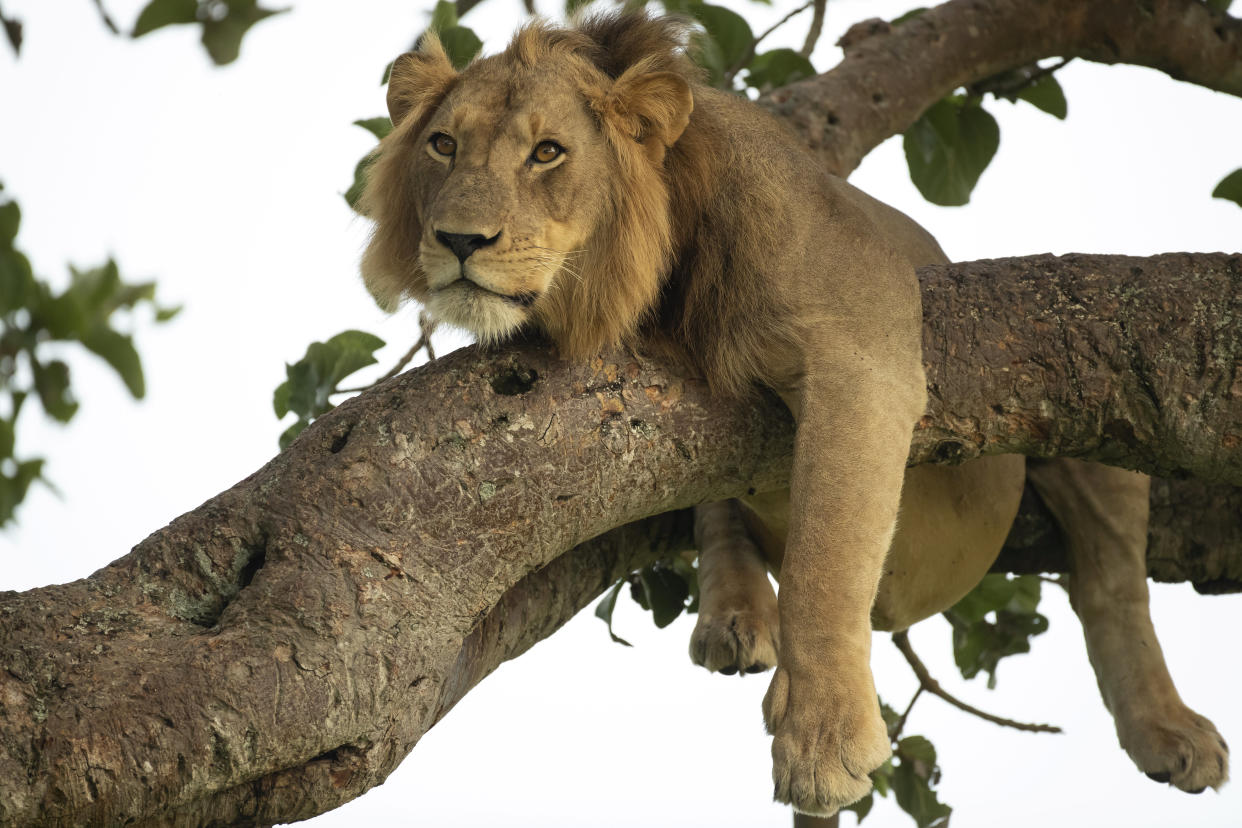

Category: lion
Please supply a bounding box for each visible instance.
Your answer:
[359,12,1229,815]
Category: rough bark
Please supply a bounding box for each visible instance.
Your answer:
[1,253,1239,826]
[760,0,1242,177]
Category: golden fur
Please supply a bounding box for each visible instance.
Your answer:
[361,12,1228,814]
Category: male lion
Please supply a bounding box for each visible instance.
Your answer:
[359,12,1229,815]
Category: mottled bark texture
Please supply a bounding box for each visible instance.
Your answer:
[4,0,1242,822]
[1,253,1240,826]
[760,0,1242,177]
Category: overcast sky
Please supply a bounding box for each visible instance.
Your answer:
[1,1,1240,826]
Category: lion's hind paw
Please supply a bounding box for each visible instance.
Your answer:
[689,610,779,675]
[1126,707,1229,794]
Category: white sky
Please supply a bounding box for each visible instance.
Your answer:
[1,1,1240,826]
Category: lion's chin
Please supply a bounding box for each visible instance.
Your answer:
[426,279,533,344]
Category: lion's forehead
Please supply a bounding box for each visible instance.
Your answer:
[440,62,598,148]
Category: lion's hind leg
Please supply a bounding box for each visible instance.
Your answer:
[689,500,780,675]
[1027,458,1229,793]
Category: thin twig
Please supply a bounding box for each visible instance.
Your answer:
[889,684,924,742]
[969,57,1073,100]
[722,0,815,88]
[92,0,120,35]
[799,0,827,58]
[892,630,1062,734]
[0,1,23,55]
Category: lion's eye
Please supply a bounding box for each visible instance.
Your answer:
[430,133,457,157]
[531,141,564,164]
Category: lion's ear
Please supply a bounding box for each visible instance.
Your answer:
[387,36,457,127]
[603,67,694,163]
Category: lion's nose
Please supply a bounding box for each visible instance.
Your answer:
[435,230,500,263]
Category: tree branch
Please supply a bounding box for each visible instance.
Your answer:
[1,253,1239,825]
[760,0,1242,176]
[891,631,1062,734]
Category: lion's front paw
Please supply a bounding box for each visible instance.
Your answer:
[689,608,779,675]
[762,666,890,815]
[1122,705,1229,793]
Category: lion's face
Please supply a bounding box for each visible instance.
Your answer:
[361,25,694,357]
[413,64,614,342]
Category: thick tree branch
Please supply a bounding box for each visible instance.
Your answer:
[759,0,1242,176]
[1,253,1239,826]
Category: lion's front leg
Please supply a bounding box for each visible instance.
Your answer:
[1027,459,1229,793]
[763,356,923,816]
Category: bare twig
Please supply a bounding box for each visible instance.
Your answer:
[0,1,22,55]
[800,0,827,58]
[723,0,815,88]
[889,685,925,742]
[92,0,120,34]
[892,631,1062,734]
[968,57,1073,100]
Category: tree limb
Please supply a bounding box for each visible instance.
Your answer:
[760,0,1242,176]
[1,253,1239,826]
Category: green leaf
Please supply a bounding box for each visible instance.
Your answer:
[690,3,754,75]
[275,330,385,445]
[890,736,950,828]
[637,564,690,628]
[844,792,875,823]
[278,419,309,451]
[891,761,951,828]
[1206,0,1233,11]
[944,574,1048,688]
[1211,168,1242,209]
[745,48,815,92]
[1016,74,1067,119]
[0,250,34,313]
[32,360,78,423]
[345,150,380,213]
[891,7,928,26]
[322,330,386,385]
[201,1,289,66]
[690,30,726,86]
[438,26,482,70]
[354,117,393,141]
[132,0,198,38]
[0,417,13,459]
[0,199,19,244]
[430,0,458,31]
[81,329,145,398]
[594,580,633,647]
[155,304,183,322]
[897,735,936,766]
[566,0,594,14]
[903,96,999,206]
[0,458,44,526]
[272,379,291,418]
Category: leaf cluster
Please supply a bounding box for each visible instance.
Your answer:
[273,330,385,449]
[0,184,178,525]
[943,573,1049,689]
[847,728,952,828]
[594,552,699,646]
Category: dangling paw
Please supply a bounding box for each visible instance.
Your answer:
[762,666,890,815]
[689,608,779,675]
[1123,705,1229,793]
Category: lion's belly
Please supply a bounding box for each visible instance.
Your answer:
[738,454,1026,632]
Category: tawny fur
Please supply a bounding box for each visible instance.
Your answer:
[360,11,1228,814]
